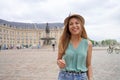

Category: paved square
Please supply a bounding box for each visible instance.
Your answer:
[0,48,120,80]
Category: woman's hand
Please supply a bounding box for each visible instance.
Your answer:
[57,59,66,69]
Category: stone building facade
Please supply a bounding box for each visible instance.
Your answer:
[0,23,63,49]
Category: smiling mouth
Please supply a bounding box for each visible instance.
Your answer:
[72,28,78,31]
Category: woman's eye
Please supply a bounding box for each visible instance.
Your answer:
[69,22,79,25]
[69,23,73,25]
[76,22,79,24]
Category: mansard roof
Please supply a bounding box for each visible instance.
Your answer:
[0,19,63,29]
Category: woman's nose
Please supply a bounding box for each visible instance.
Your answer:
[72,23,77,27]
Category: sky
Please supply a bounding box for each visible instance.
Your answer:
[0,0,120,42]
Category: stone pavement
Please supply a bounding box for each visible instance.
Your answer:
[0,47,120,80]
[92,50,120,80]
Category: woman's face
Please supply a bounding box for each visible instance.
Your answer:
[68,18,82,36]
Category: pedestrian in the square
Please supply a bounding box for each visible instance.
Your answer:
[52,43,55,51]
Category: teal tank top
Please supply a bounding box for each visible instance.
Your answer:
[62,38,88,72]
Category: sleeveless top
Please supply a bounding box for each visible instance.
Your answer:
[61,38,88,72]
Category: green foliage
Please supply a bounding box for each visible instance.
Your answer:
[101,39,117,45]
[89,38,118,47]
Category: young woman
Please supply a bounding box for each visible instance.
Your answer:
[57,14,93,80]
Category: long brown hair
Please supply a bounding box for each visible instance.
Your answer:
[58,14,88,59]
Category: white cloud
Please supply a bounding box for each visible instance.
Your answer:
[0,0,120,42]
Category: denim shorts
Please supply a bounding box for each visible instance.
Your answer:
[58,70,88,80]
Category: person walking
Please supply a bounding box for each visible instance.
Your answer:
[52,43,55,51]
[57,14,93,80]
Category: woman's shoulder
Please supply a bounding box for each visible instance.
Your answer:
[87,40,92,47]
[82,38,92,46]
